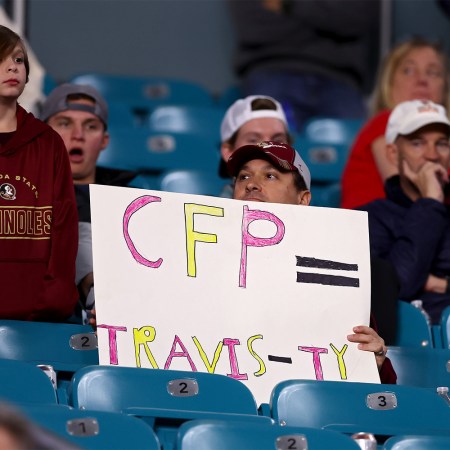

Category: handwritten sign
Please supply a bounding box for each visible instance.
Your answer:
[90,185,379,405]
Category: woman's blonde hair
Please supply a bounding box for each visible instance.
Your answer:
[371,37,450,114]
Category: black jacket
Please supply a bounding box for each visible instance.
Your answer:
[360,176,450,324]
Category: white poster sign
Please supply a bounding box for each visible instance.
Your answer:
[90,185,379,405]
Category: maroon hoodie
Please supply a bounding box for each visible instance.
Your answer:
[0,105,78,321]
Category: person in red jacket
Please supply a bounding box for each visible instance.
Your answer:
[0,25,78,321]
[228,141,397,384]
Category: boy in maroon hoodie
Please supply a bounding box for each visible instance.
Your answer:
[0,25,78,321]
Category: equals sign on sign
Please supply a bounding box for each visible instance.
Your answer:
[296,256,359,288]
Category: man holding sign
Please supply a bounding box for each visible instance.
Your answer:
[90,139,395,405]
[228,140,397,383]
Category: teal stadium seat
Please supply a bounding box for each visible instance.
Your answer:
[309,183,342,209]
[301,117,362,182]
[68,366,271,449]
[215,85,242,109]
[0,320,98,372]
[0,320,98,404]
[0,359,57,404]
[394,300,433,348]
[17,404,160,450]
[439,305,450,349]
[70,73,214,107]
[270,379,450,439]
[386,346,450,388]
[129,170,225,196]
[382,434,450,449]
[98,128,220,174]
[294,117,363,208]
[176,419,361,450]
[148,105,225,139]
[43,73,57,96]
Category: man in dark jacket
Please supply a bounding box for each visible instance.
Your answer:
[360,99,450,324]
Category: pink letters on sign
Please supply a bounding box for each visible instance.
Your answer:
[298,346,328,380]
[123,195,163,268]
[223,338,248,380]
[164,335,198,371]
[240,206,285,287]
[97,324,127,365]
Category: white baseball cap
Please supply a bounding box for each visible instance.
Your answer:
[385,100,450,144]
[220,95,288,142]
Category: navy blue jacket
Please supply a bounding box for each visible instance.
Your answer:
[359,176,450,324]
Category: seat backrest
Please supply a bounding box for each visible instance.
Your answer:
[271,379,450,438]
[294,118,363,184]
[176,419,360,450]
[386,346,450,388]
[70,73,214,107]
[394,300,433,348]
[148,105,225,138]
[18,404,160,450]
[69,366,263,450]
[309,182,341,208]
[99,128,220,173]
[69,366,258,416]
[0,359,57,404]
[383,434,450,450]
[0,320,98,373]
[157,169,225,197]
[303,118,363,145]
[440,306,450,349]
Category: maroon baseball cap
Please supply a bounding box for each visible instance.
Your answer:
[227,141,311,189]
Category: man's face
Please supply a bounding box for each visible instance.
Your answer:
[221,118,288,162]
[391,124,450,177]
[47,98,109,184]
[233,159,311,205]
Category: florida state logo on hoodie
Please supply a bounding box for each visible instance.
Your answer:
[0,183,16,200]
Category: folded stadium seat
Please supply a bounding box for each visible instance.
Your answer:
[394,300,433,348]
[294,118,363,208]
[439,306,450,349]
[151,169,225,197]
[382,434,450,450]
[0,320,98,404]
[0,358,58,404]
[147,105,225,139]
[301,118,363,180]
[385,346,450,388]
[17,403,161,450]
[70,73,215,108]
[130,169,224,197]
[176,419,361,450]
[98,128,221,175]
[68,366,272,450]
[108,100,144,129]
[270,379,450,444]
[309,183,341,208]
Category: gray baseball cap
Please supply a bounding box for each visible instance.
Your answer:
[41,83,108,127]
